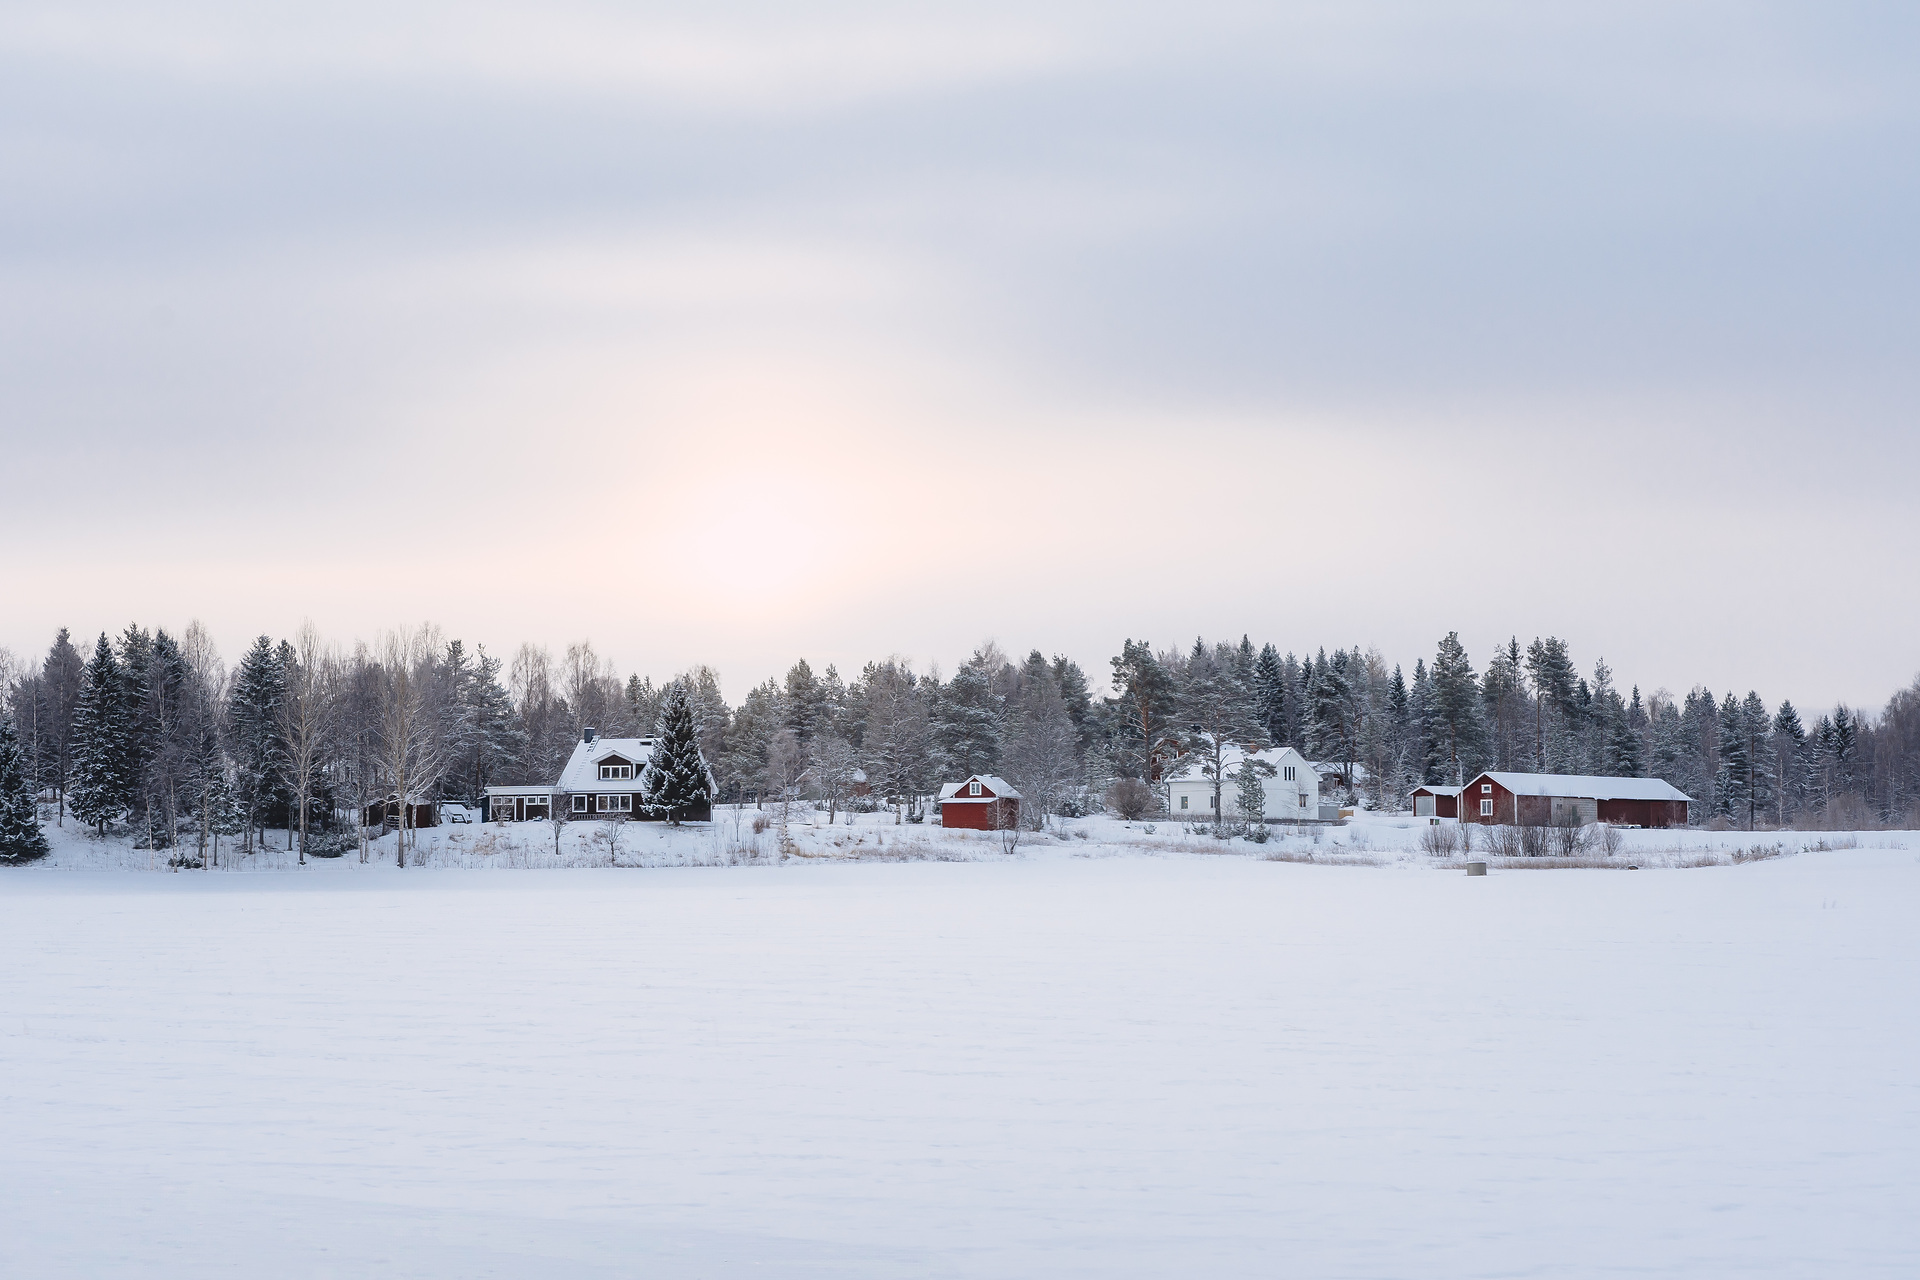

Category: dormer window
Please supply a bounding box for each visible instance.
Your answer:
[599,761,633,780]
[968,779,982,796]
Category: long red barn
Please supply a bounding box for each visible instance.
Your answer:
[1459,772,1691,828]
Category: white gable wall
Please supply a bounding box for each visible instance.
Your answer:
[1165,746,1315,820]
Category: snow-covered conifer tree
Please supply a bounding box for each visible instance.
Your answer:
[935,662,1002,779]
[1771,701,1806,824]
[0,716,50,862]
[1252,643,1287,747]
[1233,757,1268,822]
[1714,693,1750,824]
[68,634,131,834]
[228,636,287,849]
[642,683,712,825]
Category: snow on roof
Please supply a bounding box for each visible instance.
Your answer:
[1409,785,1463,796]
[483,785,555,796]
[556,737,658,792]
[1167,744,1306,781]
[939,775,1023,802]
[1474,772,1693,802]
[1310,760,1373,781]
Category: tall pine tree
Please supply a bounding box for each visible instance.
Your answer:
[0,716,50,862]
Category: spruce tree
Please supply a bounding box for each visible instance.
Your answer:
[41,627,85,819]
[1429,632,1485,784]
[0,717,50,862]
[1740,691,1775,827]
[1252,643,1288,747]
[1234,757,1268,822]
[642,683,712,824]
[68,634,131,834]
[934,663,1001,779]
[228,636,287,845]
[1409,659,1443,785]
[1772,701,1806,824]
[1049,655,1095,757]
[1714,693,1750,823]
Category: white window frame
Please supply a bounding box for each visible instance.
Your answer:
[1480,799,1494,816]
[572,794,588,813]
[599,763,632,780]
[1208,794,1217,809]
[1179,794,1189,810]
[1482,783,1492,793]
[1283,766,1296,781]
[968,779,982,796]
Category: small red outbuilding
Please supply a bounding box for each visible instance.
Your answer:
[1409,784,1462,818]
[938,775,1023,830]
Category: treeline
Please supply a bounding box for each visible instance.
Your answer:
[2,624,1918,865]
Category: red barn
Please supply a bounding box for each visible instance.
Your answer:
[1460,772,1691,828]
[938,775,1022,830]
[1409,784,1462,818]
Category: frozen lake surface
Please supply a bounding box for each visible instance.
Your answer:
[4,850,1916,1277]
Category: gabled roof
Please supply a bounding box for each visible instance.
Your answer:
[1166,744,1308,782]
[557,737,657,791]
[1472,772,1693,802]
[1409,784,1463,797]
[939,774,1023,802]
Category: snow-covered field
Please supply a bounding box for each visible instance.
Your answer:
[4,825,1917,1277]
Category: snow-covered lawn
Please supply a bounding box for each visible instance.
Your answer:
[4,844,1916,1277]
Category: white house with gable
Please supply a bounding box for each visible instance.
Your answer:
[484,725,716,823]
[1165,745,1315,821]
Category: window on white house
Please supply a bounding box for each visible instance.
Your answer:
[1208,795,1217,809]
[1283,766,1296,781]
[968,779,981,796]
[1179,795,1189,810]
[572,795,587,812]
[1480,799,1494,816]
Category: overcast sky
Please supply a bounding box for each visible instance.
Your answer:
[2,1,1915,710]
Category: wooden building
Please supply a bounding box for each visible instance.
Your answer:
[363,794,438,830]
[1459,772,1691,828]
[1409,784,1462,819]
[938,775,1022,830]
[1167,745,1316,821]
[484,786,552,823]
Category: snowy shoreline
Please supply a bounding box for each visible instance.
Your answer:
[14,806,1910,874]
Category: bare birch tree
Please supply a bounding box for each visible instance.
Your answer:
[278,622,339,866]
[378,627,447,869]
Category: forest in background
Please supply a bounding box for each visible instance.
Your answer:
[2,623,1918,864]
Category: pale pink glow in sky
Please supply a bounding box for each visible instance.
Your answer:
[2,2,1917,709]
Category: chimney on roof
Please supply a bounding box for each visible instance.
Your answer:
[583,726,596,744]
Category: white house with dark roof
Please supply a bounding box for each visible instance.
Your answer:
[483,726,715,823]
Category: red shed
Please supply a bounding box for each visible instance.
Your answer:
[1459,772,1691,828]
[938,775,1023,830]
[1409,785,1462,818]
